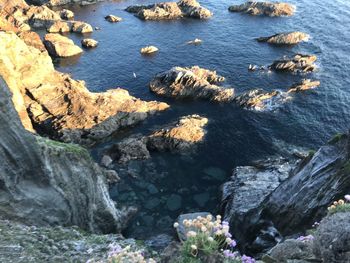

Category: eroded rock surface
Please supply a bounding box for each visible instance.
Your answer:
[150,66,234,102]
[0,31,169,145]
[270,54,317,73]
[229,1,295,17]
[257,31,309,45]
[44,33,83,57]
[0,77,126,234]
[140,45,159,54]
[105,115,208,163]
[81,38,98,48]
[126,0,212,20]
[287,79,321,93]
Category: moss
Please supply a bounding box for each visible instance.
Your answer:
[328,133,347,145]
[36,136,91,160]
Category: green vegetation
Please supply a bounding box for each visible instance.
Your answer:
[328,133,347,144]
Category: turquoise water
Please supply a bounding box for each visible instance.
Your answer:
[53,0,350,238]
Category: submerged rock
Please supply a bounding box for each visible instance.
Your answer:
[105,15,123,22]
[221,158,292,252]
[125,0,212,20]
[229,1,295,17]
[150,66,234,102]
[44,33,83,57]
[257,31,309,45]
[0,31,169,145]
[81,38,98,48]
[105,115,208,163]
[287,79,321,93]
[270,54,317,73]
[140,45,159,54]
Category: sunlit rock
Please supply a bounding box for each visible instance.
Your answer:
[229,1,295,17]
[257,31,309,45]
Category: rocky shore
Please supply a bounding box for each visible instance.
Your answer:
[229,1,295,17]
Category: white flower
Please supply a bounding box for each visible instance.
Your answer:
[208,237,214,242]
[191,245,197,250]
[201,226,207,232]
[173,222,179,228]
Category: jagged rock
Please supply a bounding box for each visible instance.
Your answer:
[47,20,93,33]
[147,114,208,152]
[313,212,350,262]
[234,134,350,254]
[105,115,208,163]
[0,31,169,145]
[257,32,309,45]
[125,0,212,20]
[17,31,46,52]
[44,33,83,57]
[221,158,292,252]
[105,15,123,22]
[101,155,113,168]
[229,1,295,17]
[287,79,320,93]
[81,38,98,48]
[234,89,291,111]
[270,54,317,73]
[150,66,234,102]
[140,45,159,54]
[59,9,74,20]
[0,77,126,233]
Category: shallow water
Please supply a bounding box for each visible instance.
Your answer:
[53,0,350,239]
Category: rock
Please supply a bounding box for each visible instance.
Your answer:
[263,239,315,262]
[176,212,212,241]
[104,170,120,184]
[166,194,182,211]
[59,9,74,20]
[140,45,159,54]
[145,234,173,250]
[44,33,83,57]
[101,155,113,167]
[186,38,202,45]
[147,114,208,153]
[270,54,317,73]
[150,66,234,102]
[81,38,98,48]
[0,77,126,233]
[105,15,122,22]
[287,79,321,93]
[237,134,350,254]
[257,32,309,45]
[229,1,295,17]
[0,31,169,145]
[27,0,104,6]
[17,31,46,52]
[126,0,212,20]
[203,167,227,181]
[313,212,350,262]
[248,64,257,71]
[221,158,292,252]
[47,20,93,33]
[193,192,210,207]
[234,89,291,111]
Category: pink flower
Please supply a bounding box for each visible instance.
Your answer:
[345,195,350,202]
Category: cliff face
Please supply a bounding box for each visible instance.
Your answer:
[0,77,125,233]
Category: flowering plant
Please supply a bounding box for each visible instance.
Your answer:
[327,195,350,215]
[106,243,156,263]
[173,215,255,263]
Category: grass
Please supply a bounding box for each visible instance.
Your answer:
[328,203,350,215]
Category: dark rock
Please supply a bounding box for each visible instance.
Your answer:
[257,32,309,45]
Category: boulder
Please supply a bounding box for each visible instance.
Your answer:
[126,0,212,20]
[287,79,320,93]
[17,31,46,52]
[0,31,169,145]
[257,32,309,45]
[140,45,159,54]
[270,54,317,73]
[47,20,93,33]
[221,158,292,252]
[105,15,123,22]
[229,1,295,17]
[81,38,98,48]
[149,66,234,102]
[186,38,202,45]
[59,9,74,20]
[44,33,83,57]
[27,0,104,6]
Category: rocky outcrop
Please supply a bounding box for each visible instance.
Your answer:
[257,31,309,45]
[44,33,83,57]
[17,31,46,52]
[140,45,159,54]
[287,79,320,93]
[47,20,93,33]
[228,1,295,17]
[105,15,123,22]
[82,38,98,48]
[223,134,350,254]
[27,0,104,6]
[0,31,169,145]
[125,0,212,20]
[105,115,208,163]
[270,54,317,73]
[221,158,292,252]
[150,66,234,102]
[0,77,127,234]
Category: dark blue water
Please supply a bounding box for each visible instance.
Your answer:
[53,0,350,238]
